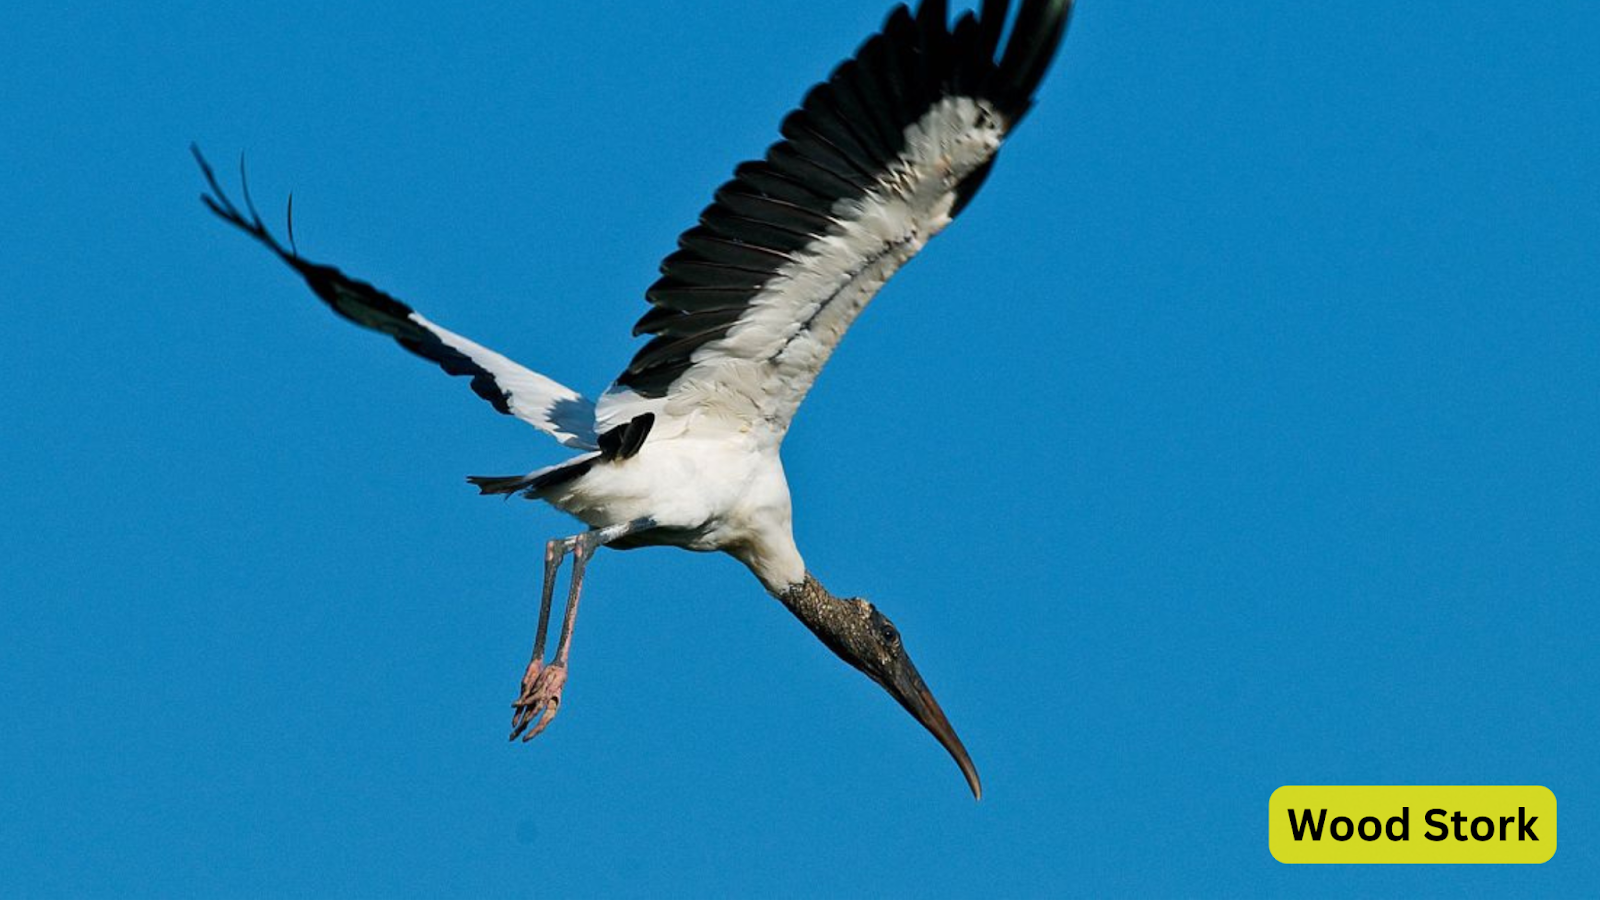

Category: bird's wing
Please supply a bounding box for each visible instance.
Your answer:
[194,147,600,451]
[595,0,1072,441]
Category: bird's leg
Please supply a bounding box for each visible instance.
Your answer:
[508,534,589,741]
[508,538,568,738]
[509,517,655,742]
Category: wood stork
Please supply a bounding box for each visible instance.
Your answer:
[196,0,1073,799]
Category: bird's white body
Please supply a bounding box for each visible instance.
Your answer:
[541,431,804,591]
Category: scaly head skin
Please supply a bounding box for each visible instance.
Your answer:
[778,573,981,799]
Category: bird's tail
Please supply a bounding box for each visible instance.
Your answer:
[467,454,599,498]
[466,474,540,495]
[469,414,655,497]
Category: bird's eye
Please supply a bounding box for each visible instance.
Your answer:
[880,622,901,648]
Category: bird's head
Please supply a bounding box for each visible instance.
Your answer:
[778,575,981,799]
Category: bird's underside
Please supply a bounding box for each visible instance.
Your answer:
[197,0,1073,800]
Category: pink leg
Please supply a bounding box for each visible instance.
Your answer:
[509,535,593,741]
[508,518,653,742]
[509,538,567,739]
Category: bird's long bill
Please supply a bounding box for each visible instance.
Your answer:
[884,657,982,800]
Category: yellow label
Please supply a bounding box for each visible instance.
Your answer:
[1269,786,1556,864]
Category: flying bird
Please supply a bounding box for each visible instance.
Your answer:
[196,0,1073,799]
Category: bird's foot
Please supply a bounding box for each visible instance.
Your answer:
[509,659,567,741]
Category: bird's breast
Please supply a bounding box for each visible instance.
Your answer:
[544,433,796,559]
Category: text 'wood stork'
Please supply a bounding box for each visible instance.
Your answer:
[197,0,1073,799]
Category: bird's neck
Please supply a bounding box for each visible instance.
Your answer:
[776,572,836,624]
[775,573,858,664]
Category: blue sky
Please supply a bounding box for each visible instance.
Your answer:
[2,1,1596,896]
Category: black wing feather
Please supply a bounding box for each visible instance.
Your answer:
[193,145,596,445]
[193,147,520,414]
[617,0,1074,397]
